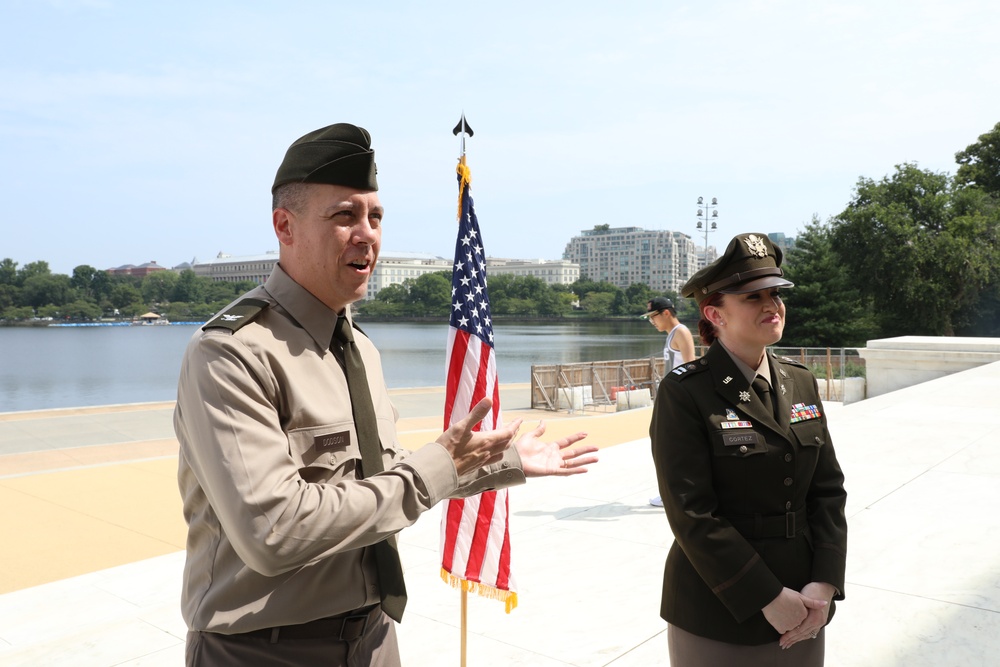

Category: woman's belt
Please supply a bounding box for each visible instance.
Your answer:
[725,507,808,539]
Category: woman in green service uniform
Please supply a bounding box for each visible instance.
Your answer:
[650,233,847,666]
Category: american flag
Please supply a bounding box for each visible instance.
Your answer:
[439,155,517,612]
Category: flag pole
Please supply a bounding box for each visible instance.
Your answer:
[452,112,473,667]
[461,591,468,667]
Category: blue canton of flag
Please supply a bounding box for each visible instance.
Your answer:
[449,186,493,346]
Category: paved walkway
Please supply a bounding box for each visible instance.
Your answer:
[1,368,999,666]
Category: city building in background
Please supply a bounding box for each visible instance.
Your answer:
[106,261,169,278]
[562,226,699,293]
[364,252,452,300]
[186,252,279,284]
[485,258,579,285]
[182,251,582,301]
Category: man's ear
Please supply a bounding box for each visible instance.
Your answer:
[273,207,294,246]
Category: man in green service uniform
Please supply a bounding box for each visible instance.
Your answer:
[174,123,598,666]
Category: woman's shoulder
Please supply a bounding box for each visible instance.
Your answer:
[665,357,711,384]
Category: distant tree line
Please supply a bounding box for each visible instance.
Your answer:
[354,272,679,320]
[0,261,256,323]
[0,258,676,325]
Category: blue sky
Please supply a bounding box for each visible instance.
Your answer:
[3,0,999,276]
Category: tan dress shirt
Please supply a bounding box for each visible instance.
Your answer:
[175,265,525,633]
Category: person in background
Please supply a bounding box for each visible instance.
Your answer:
[174,122,599,667]
[649,233,847,666]
[642,296,695,507]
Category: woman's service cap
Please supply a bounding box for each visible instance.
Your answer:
[272,123,378,193]
[680,233,794,305]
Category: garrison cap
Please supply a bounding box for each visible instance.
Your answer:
[641,296,675,319]
[681,233,793,305]
[271,123,378,193]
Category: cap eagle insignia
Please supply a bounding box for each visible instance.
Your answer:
[744,234,768,258]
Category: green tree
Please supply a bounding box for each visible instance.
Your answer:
[955,121,1000,195]
[62,299,103,320]
[375,283,409,304]
[172,270,203,303]
[581,292,615,317]
[625,283,660,314]
[20,274,74,308]
[536,289,574,316]
[357,283,408,317]
[782,217,877,346]
[407,272,451,316]
[2,305,35,321]
[571,277,617,299]
[831,163,999,336]
[487,275,550,315]
[70,265,115,306]
[142,271,179,303]
[109,282,143,311]
[17,260,51,287]
[0,258,17,285]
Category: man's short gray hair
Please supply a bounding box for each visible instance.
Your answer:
[272,182,311,213]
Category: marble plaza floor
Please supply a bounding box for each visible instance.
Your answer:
[1,366,999,666]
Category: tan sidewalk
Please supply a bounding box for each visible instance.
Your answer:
[0,384,651,594]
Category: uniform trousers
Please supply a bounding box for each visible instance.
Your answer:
[186,608,400,667]
[668,624,825,667]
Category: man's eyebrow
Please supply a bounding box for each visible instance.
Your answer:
[320,201,384,216]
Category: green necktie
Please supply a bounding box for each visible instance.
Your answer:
[752,375,775,419]
[333,317,407,622]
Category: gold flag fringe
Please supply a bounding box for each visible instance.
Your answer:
[456,155,472,220]
[441,568,518,613]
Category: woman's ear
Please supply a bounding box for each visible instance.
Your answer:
[703,304,725,327]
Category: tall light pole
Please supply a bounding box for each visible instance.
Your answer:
[696,196,719,266]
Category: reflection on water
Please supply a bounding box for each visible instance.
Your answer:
[0,320,662,412]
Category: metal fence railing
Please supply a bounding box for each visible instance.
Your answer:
[530,358,665,412]
[530,348,865,412]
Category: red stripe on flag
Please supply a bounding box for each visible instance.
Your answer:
[463,490,497,582]
[444,330,471,429]
[441,497,465,573]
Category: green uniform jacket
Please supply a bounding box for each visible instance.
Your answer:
[650,342,847,645]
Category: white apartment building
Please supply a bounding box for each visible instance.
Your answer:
[562,226,700,293]
[485,258,579,286]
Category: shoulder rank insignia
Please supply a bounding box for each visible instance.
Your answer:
[779,356,808,369]
[203,298,269,332]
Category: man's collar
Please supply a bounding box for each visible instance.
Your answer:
[264,264,342,349]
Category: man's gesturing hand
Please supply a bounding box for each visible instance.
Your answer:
[436,398,523,475]
[514,421,597,477]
